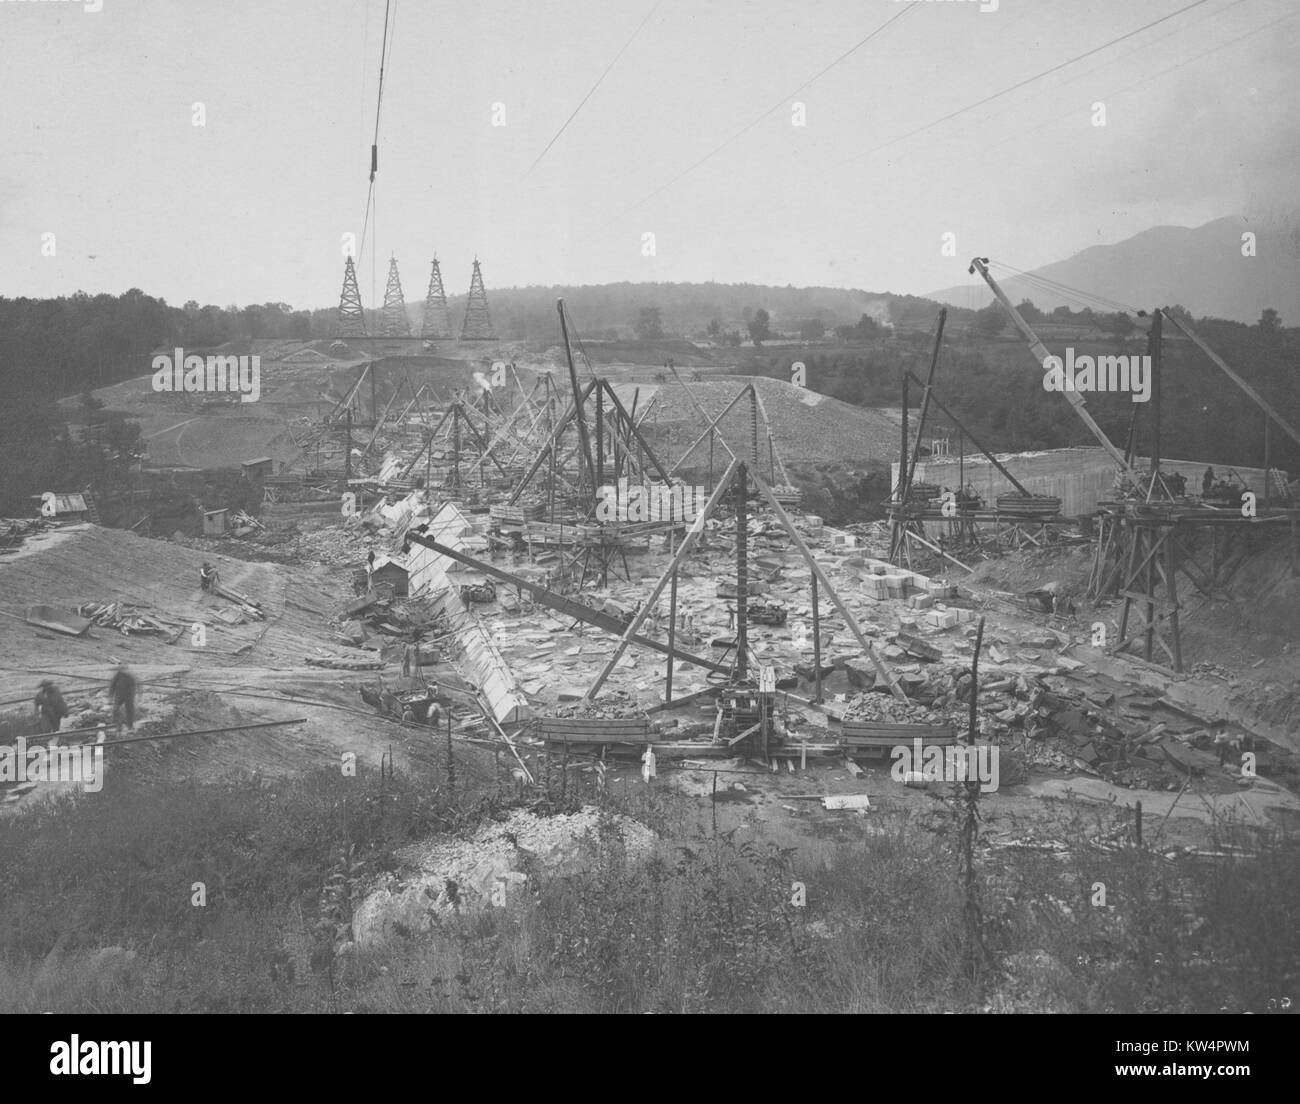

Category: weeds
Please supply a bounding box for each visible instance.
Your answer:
[0,760,1294,1013]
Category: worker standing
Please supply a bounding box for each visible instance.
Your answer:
[109,663,137,734]
[641,744,656,784]
[34,679,68,734]
[1202,467,1216,496]
[1213,725,1232,767]
[200,561,219,593]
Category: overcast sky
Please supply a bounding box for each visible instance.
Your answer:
[1,0,1296,311]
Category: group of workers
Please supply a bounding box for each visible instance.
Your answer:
[32,664,137,736]
[30,558,221,737]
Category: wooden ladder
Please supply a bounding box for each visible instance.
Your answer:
[82,488,102,525]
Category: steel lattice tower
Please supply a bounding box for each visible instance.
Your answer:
[380,256,411,336]
[336,255,367,337]
[459,258,497,341]
[420,257,452,340]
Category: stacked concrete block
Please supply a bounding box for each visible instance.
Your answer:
[861,576,889,600]
[882,573,911,599]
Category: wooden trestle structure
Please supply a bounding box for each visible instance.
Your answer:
[1088,501,1299,673]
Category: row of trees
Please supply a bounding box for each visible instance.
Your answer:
[738,309,1298,472]
[637,304,889,346]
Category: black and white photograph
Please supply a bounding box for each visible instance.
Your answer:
[0,0,1296,1059]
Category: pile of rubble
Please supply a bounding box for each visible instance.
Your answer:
[0,517,55,552]
[333,590,451,655]
[842,688,954,727]
[553,689,643,719]
[351,806,657,946]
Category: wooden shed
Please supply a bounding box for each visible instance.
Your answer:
[241,457,273,482]
[370,556,409,597]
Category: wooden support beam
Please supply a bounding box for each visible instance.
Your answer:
[970,257,1140,480]
[586,459,742,698]
[904,308,947,499]
[600,379,673,484]
[666,568,678,704]
[1162,310,1300,451]
[903,526,974,573]
[749,385,793,487]
[904,371,1034,498]
[669,364,738,463]
[406,533,729,675]
[507,379,598,505]
[811,574,822,704]
[749,468,906,701]
[668,384,756,476]
[558,299,596,495]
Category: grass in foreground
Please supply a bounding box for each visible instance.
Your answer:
[0,764,1296,1013]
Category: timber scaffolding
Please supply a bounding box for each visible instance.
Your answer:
[407,457,911,763]
[1081,305,1300,673]
[888,308,1073,574]
[483,300,801,589]
[300,297,803,594]
[1087,499,1299,674]
[908,260,1300,673]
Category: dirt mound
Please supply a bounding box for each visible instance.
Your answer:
[630,377,901,466]
[966,545,1095,602]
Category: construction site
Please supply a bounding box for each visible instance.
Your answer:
[3,1,1298,1028]
[4,245,1300,1012]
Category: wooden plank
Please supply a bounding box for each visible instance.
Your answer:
[540,725,650,737]
[726,721,762,747]
[540,717,649,729]
[587,459,742,698]
[841,721,955,738]
[823,794,871,810]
